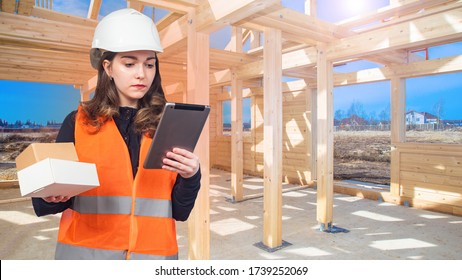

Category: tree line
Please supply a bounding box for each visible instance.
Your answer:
[0,119,61,128]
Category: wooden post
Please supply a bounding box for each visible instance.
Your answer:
[390,76,406,197]
[305,0,317,17]
[87,0,102,20]
[186,10,210,260]
[80,75,97,102]
[250,30,260,49]
[230,26,244,202]
[262,27,283,249]
[316,43,334,230]
[306,86,316,181]
[80,91,91,102]
[231,69,244,202]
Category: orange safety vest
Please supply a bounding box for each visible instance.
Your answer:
[55,108,178,260]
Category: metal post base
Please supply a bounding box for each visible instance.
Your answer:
[319,223,349,233]
[225,197,237,204]
[253,240,292,253]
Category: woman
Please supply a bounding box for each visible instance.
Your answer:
[32,8,201,260]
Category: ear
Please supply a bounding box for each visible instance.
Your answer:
[102,60,112,78]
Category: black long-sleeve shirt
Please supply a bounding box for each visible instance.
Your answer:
[32,107,201,221]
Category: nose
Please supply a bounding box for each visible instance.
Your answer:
[135,64,145,79]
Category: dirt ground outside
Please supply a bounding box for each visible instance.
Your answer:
[1,129,461,185]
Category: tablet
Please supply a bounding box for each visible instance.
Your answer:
[143,102,210,169]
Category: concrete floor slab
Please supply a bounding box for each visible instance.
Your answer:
[1,169,461,260]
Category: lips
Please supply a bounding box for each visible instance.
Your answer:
[132,84,146,89]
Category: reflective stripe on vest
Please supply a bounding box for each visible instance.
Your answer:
[56,243,178,260]
[72,196,131,214]
[72,196,172,218]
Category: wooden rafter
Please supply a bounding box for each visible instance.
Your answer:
[338,0,456,30]
[328,7,462,61]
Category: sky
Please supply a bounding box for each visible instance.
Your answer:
[1,0,461,125]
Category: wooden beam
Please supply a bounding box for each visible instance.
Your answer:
[0,68,94,84]
[210,48,259,68]
[241,7,341,44]
[136,0,191,13]
[207,0,280,26]
[338,0,454,30]
[262,27,283,249]
[87,0,102,20]
[0,12,93,52]
[30,7,98,27]
[194,0,281,34]
[328,7,462,61]
[155,12,183,31]
[186,11,210,260]
[316,43,334,229]
[210,69,231,87]
[334,55,462,86]
[157,13,189,54]
[209,46,317,86]
[158,0,281,59]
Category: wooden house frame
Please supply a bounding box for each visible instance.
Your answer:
[1,0,461,259]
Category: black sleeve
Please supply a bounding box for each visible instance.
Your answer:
[171,168,201,222]
[31,111,77,217]
[56,110,77,143]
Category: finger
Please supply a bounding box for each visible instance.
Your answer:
[43,196,60,203]
[163,157,186,170]
[172,148,196,159]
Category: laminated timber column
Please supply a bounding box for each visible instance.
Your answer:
[231,26,244,202]
[186,11,210,260]
[308,86,317,181]
[316,43,334,231]
[231,69,244,202]
[390,77,406,197]
[259,27,289,251]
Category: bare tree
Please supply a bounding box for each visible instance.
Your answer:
[433,97,445,129]
[347,100,366,119]
[379,103,390,124]
[334,109,345,121]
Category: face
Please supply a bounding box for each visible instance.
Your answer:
[103,50,157,108]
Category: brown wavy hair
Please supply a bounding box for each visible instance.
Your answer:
[80,51,166,137]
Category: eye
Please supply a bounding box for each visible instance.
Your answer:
[125,63,134,67]
[145,63,155,69]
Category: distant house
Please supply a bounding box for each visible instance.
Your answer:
[406,110,438,125]
[443,119,462,126]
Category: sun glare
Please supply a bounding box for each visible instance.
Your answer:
[345,0,369,15]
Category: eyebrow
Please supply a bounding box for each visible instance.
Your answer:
[120,56,156,61]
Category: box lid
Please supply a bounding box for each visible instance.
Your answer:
[15,142,78,171]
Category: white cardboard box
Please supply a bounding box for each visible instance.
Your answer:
[17,158,99,197]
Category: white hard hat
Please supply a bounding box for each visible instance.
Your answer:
[90,8,163,69]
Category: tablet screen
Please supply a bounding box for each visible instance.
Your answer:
[143,102,210,169]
